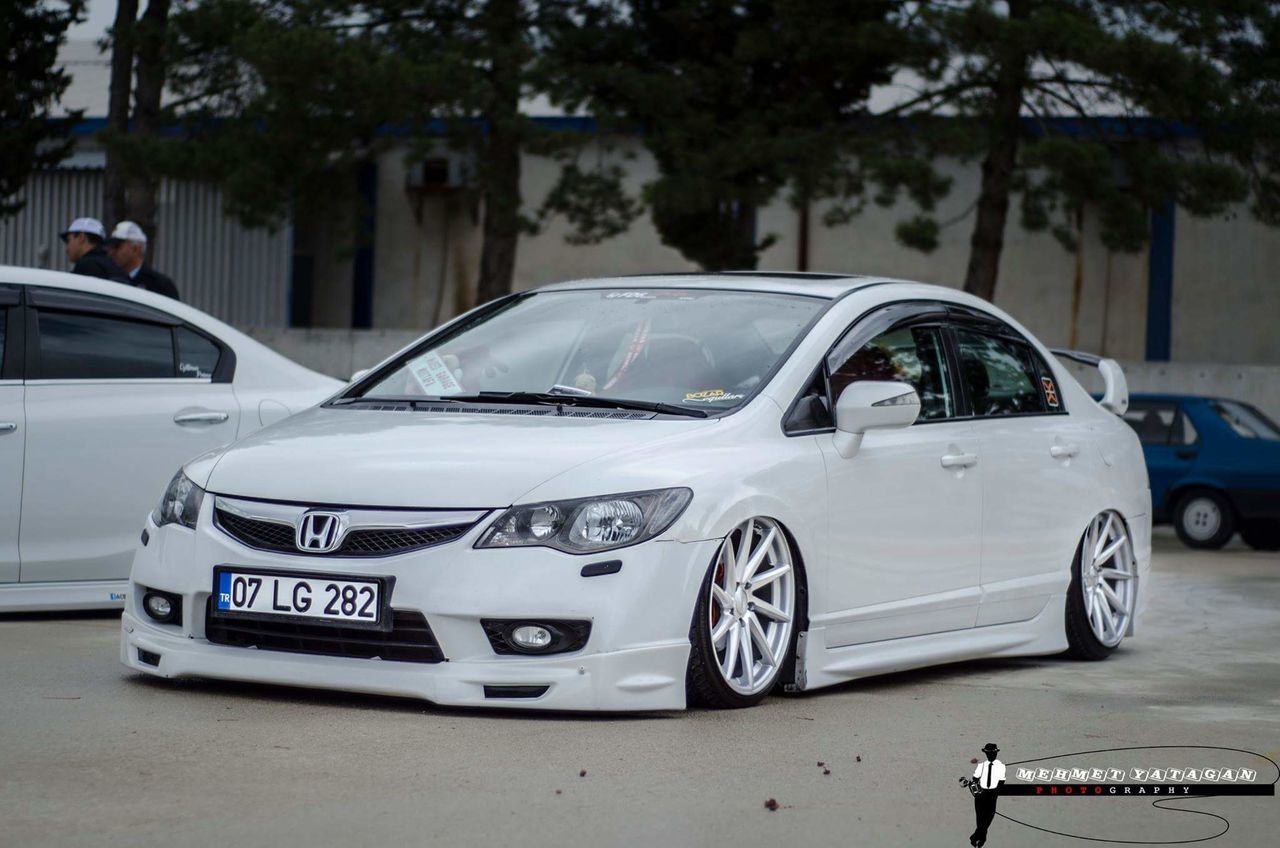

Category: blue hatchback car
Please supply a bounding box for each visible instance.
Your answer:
[1122,394,1280,550]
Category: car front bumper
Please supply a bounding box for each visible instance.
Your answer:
[121,511,719,711]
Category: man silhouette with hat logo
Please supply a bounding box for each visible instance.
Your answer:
[969,743,1005,846]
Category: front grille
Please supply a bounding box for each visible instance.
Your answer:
[205,601,446,663]
[341,525,470,555]
[216,510,296,552]
[214,508,474,557]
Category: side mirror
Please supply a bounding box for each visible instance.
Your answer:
[350,368,370,383]
[833,381,921,458]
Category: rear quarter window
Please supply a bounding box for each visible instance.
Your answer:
[37,310,175,379]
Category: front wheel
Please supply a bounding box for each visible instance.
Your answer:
[1173,489,1235,549]
[1065,511,1138,660]
[686,517,798,709]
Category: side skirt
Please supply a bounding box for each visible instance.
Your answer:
[795,594,1068,692]
[0,580,128,613]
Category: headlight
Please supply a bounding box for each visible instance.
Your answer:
[477,488,692,554]
[151,470,206,530]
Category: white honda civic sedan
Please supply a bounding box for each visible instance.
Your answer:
[0,266,341,612]
[121,273,1151,711]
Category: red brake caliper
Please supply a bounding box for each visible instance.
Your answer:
[711,560,724,628]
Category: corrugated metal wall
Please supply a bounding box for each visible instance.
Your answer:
[0,169,291,328]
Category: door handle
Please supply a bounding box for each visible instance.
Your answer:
[940,452,979,469]
[1175,449,1198,460]
[1050,443,1080,459]
[174,411,229,426]
[0,422,15,434]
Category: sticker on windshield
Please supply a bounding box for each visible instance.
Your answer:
[409,351,461,395]
[603,290,698,301]
[685,389,745,404]
[1042,376,1060,408]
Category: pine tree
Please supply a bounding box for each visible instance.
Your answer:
[871,0,1280,301]
[124,0,633,305]
[556,0,906,270]
[0,0,86,218]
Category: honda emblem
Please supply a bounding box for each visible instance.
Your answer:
[296,512,344,553]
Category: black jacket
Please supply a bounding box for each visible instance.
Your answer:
[71,247,130,283]
[133,265,180,301]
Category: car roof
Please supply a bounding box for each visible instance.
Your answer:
[0,263,218,325]
[0,264,340,389]
[534,271,922,300]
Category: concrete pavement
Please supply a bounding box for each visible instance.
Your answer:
[1,528,1277,847]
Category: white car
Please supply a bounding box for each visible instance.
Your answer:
[0,266,341,612]
[121,273,1151,711]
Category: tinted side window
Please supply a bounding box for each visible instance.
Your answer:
[954,329,1047,417]
[0,308,6,373]
[1213,400,1280,440]
[1173,410,1198,444]
[176,327,221,379]
[829,326,953,420]
[1123,403,1177,444]
[37,311,175,379]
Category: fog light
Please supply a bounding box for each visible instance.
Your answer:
[142,590,179,624]
[480,618,591,655]
[511,625,553,650]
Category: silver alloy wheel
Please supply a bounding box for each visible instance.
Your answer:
[707,517,796,696]
[1080,511,1137,648]
[1181,496,1222,541]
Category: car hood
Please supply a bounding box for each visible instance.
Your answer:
[199,406,717,508]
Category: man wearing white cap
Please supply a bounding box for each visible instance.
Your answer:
[105,221,180,301]
[59,217,130,283]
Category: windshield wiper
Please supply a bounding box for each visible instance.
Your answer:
[331,395,467,407]
[454,391,710,419]
[334,391,710,418]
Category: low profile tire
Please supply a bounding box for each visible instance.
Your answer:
[1173,489,1236,549]
[686,517,798,709]
[1240,520,1280,552]
[1065,511,1138,661]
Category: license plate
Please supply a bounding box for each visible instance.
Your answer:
[211,567,388,629]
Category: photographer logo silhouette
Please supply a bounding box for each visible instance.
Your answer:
[959,743,1006,846]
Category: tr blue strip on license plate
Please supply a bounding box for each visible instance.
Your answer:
[215,570,380,624]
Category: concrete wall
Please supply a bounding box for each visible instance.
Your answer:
[247,327,1280,421]
[246,328,421,382]
[1062,361,1280,421]
[304,137,1280,364]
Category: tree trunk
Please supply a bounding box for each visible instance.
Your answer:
[962,0,1030,302]
[104,0,139,227]
[476,126,521,305]
[730,196,758,270]
[124,0,170,251]
[475,0,524,305]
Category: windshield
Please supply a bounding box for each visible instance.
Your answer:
[357,288,826,412]
[1213,400,1280,440]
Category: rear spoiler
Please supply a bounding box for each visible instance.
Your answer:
[1050,349,1129,416]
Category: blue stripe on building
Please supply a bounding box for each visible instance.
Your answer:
[1145,198,1176,362]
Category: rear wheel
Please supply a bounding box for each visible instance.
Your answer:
[1065,511,1138,660]
[1240,520,1280,551]
[686,517,797,709]
[1173,490,1235,549]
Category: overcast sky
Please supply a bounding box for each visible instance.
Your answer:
[70,0,117,42]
